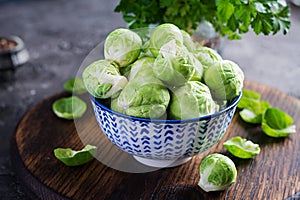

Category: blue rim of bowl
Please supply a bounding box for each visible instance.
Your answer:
[89,91,242,124]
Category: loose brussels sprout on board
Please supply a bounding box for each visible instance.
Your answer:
[198,153,237,192]
[104,28,142,67]
[204,60,244,102]
[82,59,128,99]
[223,136,260,159]
[52,96,87,120]
[169,81,218,120]
[54,145,97,166]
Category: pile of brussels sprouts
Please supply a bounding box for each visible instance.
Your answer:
[82,23,244,120]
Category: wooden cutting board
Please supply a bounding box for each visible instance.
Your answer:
[11,80,300,200]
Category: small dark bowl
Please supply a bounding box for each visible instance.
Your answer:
[0,36,29,71]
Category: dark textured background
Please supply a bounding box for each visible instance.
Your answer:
[0,0,299,199]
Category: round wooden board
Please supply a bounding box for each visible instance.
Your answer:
[11,80,300,200]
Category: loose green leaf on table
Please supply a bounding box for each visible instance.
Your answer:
[239,101,271,124]
[52,96,87,120]
[223,136,260,159]
[63,77,86,94]
[262,108,296,138]
[54,145,97,166]
[237,89,261,109]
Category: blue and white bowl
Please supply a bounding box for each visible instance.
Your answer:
[89,93,241,168]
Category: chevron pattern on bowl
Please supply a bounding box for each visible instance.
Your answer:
[90,93,241,164]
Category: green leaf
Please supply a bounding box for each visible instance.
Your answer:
[52,96,87,120]
[63,78,86,94]
[223,136,260,159]
[239,101,270,124]
[237,89,261,109]
[217,0,235,23]
[54,145,97,166]
[262,108,296,137]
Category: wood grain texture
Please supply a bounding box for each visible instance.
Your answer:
[11,80,300,200]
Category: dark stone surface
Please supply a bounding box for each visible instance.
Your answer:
[0,0,299,199]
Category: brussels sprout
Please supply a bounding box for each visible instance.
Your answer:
[194,45,222,73]
[63,78,86,94]
[52,96,87,120]
[204,60,244,101]
[223,136,260,159]
[104,28,142,67]
[111,58,170,119]
[262,108,296,137]
[198,153,237,192]
[149,23,183,57]
[181,30,196,52]
[82,59,128,99]
[128,57,155,81]
[54,145,97,166]
[169,81,218,120]
[153,40,203,86]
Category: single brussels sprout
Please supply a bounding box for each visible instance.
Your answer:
[82,59,128,99]
[52,96,87,120]
[223,136,260,159]
[54,145,97,166]
[111,58,170,119]
[128,57,155,81]
[262,108,296,138]
[194,45,222,73]
[63,77,86,94]
[153,40,203,86]
[204,60,244,101]
[198,153,237,192]
[149,23,183,57]
[169,81,218,120]
[181,29,196,52]
[104,28,142,67]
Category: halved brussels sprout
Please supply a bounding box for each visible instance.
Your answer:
[204,60,244,101]
[153,40,203,86]
[104,28,142,67]
[198,153,237,192]
[82,59,128,99]
[169,81,218,120]
[111,58,170,119]
[223,136,260,159]
[149,23,183,57]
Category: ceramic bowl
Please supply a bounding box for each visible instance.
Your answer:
[0,36,29,71]
[89,93,241,168]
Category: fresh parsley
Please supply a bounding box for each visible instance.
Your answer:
[114,0,291,39]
